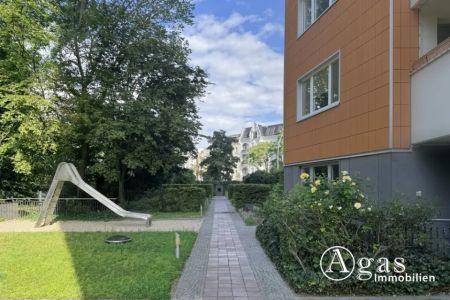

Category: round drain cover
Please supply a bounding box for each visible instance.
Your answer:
[105,235,132,244]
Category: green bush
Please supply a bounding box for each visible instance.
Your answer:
[163,184,213,199]
[256,173,450,295]
[130,186,208,213]
[228,184,271,209]
[162,187,206,212]
[243,169,283,185]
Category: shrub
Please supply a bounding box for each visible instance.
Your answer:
[129,186,208,213]
[162,187,206,212]
[256,173,450,295]
[228,184,271,209]
[163,184,213,199]
[243,169,283,185]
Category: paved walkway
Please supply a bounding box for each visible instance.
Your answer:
[174,197,450,300]
[173,196,296,300]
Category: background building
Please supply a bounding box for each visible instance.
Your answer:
[232,122,283,180]
[284,0,450,216]
[184,148,209,181]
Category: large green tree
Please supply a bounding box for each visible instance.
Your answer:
[0,0,60,197]
[244,141,276,171]
[201,130,238,182]
[53,0,207,204]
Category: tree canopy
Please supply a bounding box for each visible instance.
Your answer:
[201,130,238,182]
[0,0,60,196]
[244,141,276,171]
[0,0,207,202]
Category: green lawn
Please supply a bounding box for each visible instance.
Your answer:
[152,211,201,219]
[0,232,196,299]
[54,210,202,221]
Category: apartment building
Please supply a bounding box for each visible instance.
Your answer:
[284,0,450,216]
[232,122,283,180]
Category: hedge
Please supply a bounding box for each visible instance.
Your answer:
[162,187,206,212]
[129,186,208,213]
[242,169,283,185]
[163,184,213,199]
[227,184,271,209]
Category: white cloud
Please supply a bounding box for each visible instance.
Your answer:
[185,13,284,147]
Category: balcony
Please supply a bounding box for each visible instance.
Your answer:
[411,37,450,144]
[411,0,450,56]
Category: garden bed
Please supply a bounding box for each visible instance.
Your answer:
[0,232,196,299]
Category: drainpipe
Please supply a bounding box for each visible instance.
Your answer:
[389,0,394,148]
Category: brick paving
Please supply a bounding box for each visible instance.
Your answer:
[173,197,450,300]
[202,200,262,300]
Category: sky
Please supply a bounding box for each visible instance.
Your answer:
[185,0,285,148]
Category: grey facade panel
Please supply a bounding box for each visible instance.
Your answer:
[284,149,450,217]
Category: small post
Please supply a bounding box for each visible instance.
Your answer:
[175,233,180,259]
[200,205,203,217]
[38,191,43,213]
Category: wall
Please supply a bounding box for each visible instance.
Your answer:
[285,0,391,165]
[285,149,450,217]
[285,0,419,165]
[411,49,450,144]
[418,0,450,55]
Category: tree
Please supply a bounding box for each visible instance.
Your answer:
[53,0,207,204]
[201,131,238,182]
[0,0,60,196]
[244,141,276,171]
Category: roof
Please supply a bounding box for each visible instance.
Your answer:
[236,122,283,139]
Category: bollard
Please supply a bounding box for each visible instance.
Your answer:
[175,233,180,259]
[200,205,203,217]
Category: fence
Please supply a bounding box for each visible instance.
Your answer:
[0,198,115,220]
[429,219,450,256]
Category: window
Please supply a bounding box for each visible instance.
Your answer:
[314,166,328,178]
[331,164,340,179]
[437,22,450,44]
[297,54,340,119]
[298,0,336,35]
[300,163,340,181]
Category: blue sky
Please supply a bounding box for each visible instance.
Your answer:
[194,0,284,52]
[186,0,285,147]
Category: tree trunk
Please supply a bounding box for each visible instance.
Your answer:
[77,142,89,197]
[79,142,88,179]
[118,164,127,207]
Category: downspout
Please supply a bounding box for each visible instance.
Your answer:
[388,0,394,148]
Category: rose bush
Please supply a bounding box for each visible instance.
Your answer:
[256,172,450,295]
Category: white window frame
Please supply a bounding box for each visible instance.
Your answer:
[300,163,339,182]
[296,51,340,121]
[297,0,336,36]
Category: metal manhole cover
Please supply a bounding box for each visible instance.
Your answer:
[105,235,132,244]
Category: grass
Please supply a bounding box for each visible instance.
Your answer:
[152,211,202,220]
[54,210,202,221]
[0,231,197,299]
[238,207,262,226]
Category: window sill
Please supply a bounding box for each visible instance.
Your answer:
[297,101,340,122]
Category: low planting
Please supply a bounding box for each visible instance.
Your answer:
[228,184,271,209]
[0,232,196,299]
[162,184,213,199]
[129,185,210,213]
[243,169,283,185]
[256,173,450,295]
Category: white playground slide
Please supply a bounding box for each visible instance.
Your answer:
[35,162,151,227]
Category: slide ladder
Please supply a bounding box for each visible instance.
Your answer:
[35,162,151,227]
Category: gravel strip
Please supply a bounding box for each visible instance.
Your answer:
[173,198,216,300]
[0,219,201,232]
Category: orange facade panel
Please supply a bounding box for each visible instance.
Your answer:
[284,0,418,165]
